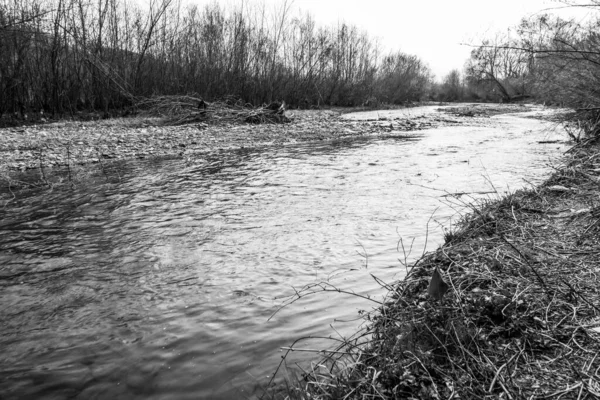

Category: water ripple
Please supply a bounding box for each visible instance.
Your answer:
[0,115,567,398]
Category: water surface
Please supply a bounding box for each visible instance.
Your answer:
[0,109,567,399]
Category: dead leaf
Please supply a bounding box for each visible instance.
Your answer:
[428,267,449,301]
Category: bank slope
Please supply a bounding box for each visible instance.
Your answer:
[293,141,600,399]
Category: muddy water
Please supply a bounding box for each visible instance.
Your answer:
[0,109,567,399]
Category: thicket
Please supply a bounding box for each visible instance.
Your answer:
[442,0,600,118]
[0,0,432,119]
[521,10,600,111]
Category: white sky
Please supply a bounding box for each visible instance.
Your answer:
[286,0,555,79]
[195,0,596,81]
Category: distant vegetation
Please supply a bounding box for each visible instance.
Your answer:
[0,0,432,119]
[435,1,600,118]
[2,0,599,127]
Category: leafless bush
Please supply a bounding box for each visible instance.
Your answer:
[0,0,432,121]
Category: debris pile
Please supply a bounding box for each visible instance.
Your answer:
[136,95,290,125]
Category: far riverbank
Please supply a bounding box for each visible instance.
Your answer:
[0,103,555,177]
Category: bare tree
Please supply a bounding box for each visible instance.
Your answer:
[0,0,434,120]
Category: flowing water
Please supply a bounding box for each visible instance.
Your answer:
[0,108,568,399]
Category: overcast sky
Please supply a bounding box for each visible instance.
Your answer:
[283,0,550,78]
[284,0,597,80]
[203,0,593,81]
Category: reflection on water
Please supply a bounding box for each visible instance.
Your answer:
[0,112,567,399]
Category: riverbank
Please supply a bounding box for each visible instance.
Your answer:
[0,103,547,183]
[0,109,415,172]
[283,139,600,399]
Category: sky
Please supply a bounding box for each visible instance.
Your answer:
[217,0,594,81]
[281,0,596,80]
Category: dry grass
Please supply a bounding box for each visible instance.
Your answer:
[269,141,600,399]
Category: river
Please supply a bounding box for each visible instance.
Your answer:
[0,107,568,399]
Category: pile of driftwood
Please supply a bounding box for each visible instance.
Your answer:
[136,95,290,125]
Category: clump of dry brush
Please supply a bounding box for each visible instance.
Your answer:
[561,108,600,143]
[135,95,290,125]
[282,143,600,399]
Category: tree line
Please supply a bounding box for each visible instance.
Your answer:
[0,0,433,118]
[435,0,600,113]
